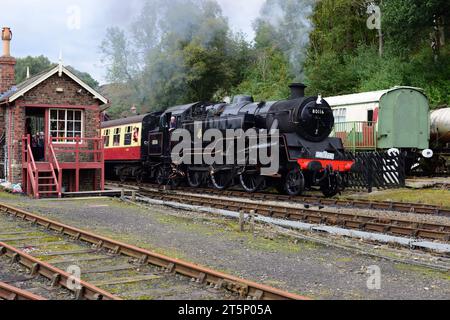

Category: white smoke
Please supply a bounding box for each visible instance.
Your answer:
[257,0,316,81]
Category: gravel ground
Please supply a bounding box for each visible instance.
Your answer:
[0,193,449,300]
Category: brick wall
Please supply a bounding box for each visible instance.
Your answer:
[6,72,102,184]
[0,56,16,94]
[61,169,101,192]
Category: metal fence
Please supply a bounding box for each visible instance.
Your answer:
[332,122,377,151]
[344,151,406,192]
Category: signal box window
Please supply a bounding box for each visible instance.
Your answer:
[50,109,83,143]
[113,128,121,146]
[124,126,133,146]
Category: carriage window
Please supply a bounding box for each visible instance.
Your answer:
[50,109,83,143]
[367,110,374,122]
[124,126,132,146]
[103,129,110,147]
[333,109,346,123]
[113,128,121,146]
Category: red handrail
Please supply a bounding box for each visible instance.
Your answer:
[49,137,104,162]
[47,143,62,197]
[23,135,38,198]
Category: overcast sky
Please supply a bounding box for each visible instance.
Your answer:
[0,0,265,85]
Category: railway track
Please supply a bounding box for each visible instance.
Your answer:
[0,202,307,300]
[0,281,47,300]
[106,181,450,217]
[132,186,450,242]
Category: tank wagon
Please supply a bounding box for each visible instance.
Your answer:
[427,107,450,172]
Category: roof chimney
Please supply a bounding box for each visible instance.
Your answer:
[0,27,16,94]
[2,27,12,57]
[289,83,307,99]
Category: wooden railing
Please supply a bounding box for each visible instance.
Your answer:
[47,143,62,198]
[331,121,378,152]
[22,135,38,198]
[49,137,104,164]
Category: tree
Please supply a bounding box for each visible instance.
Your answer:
[233,48,292,101]
[304,0,450,107]
[254,0,316,81]
[101,0,251,116]
[15,55,54,83]
[66,66,99,89]
[15,55,99,89]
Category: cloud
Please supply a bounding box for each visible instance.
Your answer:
[0,0,264,84]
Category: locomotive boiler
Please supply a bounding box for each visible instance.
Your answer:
[157,83,355,197]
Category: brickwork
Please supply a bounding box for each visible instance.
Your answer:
[0,56,16,94]
[1,70,103,187]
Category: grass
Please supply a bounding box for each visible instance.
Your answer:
[353,189,450,207]
[0,191,23,200]
[394,263,450,281]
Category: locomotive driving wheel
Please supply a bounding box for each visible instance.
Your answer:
[135,169,146,184]
[239,172,266,193]
[155,167,166,185]
[187,169,203,188]
[210,169,233,190]
[320,173,340,198]
[283,169,305,196]
[118,170,128,183]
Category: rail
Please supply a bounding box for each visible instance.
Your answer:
[108,181,450,217]
[0,202,308,300]
[0,241,120,300]
[331,121,377,151]
[0,282,47,300]
[133,186,450,242]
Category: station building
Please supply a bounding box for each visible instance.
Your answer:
[0,27,108,198]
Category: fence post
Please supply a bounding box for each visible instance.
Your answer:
[352,122,356,153]
[367,154,373,193]
[75,137,80,192]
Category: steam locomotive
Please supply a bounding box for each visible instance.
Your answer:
[102,84,355,197]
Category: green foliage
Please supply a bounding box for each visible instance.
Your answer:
[66,66,99,89]
[101,0,250,116]
[15,55,99,89]
[233,48,292,101]
[100,0,449,116]
[305,0,450,107]
[254,0,315,80]
[15,55,54,83]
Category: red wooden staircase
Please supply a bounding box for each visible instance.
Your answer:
[34,162,61,198]
[22,136,62,199]
[21,135,104,198]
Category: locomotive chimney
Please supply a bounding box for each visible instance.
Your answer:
[0,27,16,94]
[289,83,307,99]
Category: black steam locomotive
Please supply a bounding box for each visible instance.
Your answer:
[103,84,355,197]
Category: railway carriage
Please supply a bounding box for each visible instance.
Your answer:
[102,112,163,182]
[326,87,433,171]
